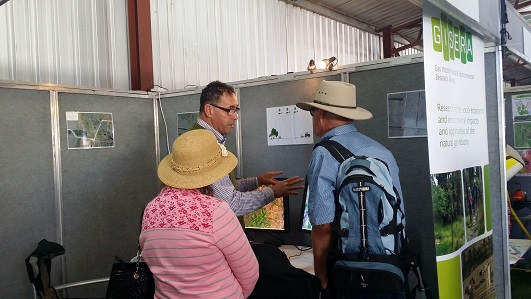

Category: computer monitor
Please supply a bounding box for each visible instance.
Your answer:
[243,182,290,233]
[300,181,312,232]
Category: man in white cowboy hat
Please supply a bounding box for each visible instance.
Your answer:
[190,80,304,217]
[296,80,404,298]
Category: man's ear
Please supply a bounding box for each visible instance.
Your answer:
[203,104,213,118]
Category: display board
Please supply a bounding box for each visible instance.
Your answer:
[0,87,58,298]
[57,92,158,297]
[505,86,531,242]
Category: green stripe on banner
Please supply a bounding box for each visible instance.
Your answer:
[437,256,462,299]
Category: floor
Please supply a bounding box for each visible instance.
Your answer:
[511,270,531,299]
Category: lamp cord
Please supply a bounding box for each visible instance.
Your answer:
[157,92,171,156]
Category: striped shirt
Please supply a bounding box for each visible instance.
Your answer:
[307,124,404,226]
[196,118,275,216]
[140,187,259,298]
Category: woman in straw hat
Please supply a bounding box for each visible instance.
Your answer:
[140,129,259,298]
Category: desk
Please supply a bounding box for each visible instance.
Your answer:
[509,239,531,298]
[278,245,314,275]
[509,238,531,269]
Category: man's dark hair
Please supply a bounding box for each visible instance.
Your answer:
[199,81,235,113]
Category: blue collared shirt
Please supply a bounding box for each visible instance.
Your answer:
[307,123,404,226]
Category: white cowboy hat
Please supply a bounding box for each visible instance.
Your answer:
[158,129,237,189]
[296,80,372,120]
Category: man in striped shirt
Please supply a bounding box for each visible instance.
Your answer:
[191,80,304,217]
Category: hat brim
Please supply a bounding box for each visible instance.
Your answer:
[296,102,373,120]
[158,151,238,189]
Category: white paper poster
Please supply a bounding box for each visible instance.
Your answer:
[266,105,313,146]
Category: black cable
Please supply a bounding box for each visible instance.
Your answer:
[263,232,312,252]
[500,0,512,57]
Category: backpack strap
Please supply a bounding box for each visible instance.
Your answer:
[313,140,354,245]
[315,140,372,258]
[314,140,354,163]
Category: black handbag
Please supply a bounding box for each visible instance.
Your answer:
[106,208,155,299]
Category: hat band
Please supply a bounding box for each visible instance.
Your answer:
[314,100,357,109]
[171,149,221,174]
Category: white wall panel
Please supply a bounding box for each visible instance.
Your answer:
[152,0,289,90]
[0,0,130,89]
[152,0,390,90]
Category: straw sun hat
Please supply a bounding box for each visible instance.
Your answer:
[296,80,373,120]
[158,129,237,189]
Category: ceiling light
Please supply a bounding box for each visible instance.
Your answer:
[307,59,316,73]
[319,56,337,71]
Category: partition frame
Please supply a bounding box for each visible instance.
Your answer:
[0,81,155,298]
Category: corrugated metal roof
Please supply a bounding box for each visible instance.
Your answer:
[287,0,423,45]
[292,0,531,86]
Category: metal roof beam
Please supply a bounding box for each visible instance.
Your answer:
[514,0,531,10]
[378,18,423,58]
[127,0,154,91]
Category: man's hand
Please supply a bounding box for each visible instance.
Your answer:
[268,176,304,198]
[257,171,283,185]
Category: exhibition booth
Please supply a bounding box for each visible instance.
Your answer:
[1,51,505,298]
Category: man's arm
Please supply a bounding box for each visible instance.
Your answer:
[312,222,332,289]
[248,171,305,197]
[212,175,274,216]
[216,175,304,216]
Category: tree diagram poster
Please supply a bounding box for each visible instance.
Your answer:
[512,94,531,121]
[423,2,494,298]
[266,105,313,146]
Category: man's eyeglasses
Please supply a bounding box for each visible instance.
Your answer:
[210,103,240,116]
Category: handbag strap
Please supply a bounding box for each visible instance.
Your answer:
[136,206,147,256]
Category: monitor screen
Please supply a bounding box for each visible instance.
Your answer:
[300,180,312,232]
[243,182,290,233]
